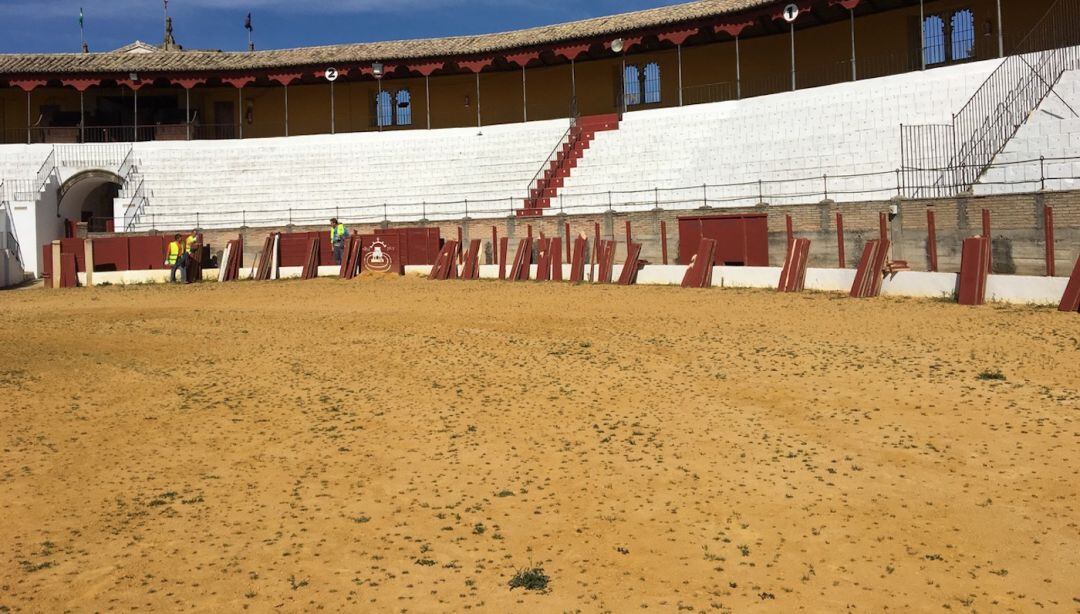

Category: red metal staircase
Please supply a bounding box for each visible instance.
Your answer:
[518,113,620,217]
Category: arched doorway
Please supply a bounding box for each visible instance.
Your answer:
[57,169,123,234]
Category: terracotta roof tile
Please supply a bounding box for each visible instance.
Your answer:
[0,0,775,76]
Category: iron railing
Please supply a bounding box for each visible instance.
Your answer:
[524,98,581,209]
[0,200,21,264]
[115,154,1080,232]
[122,178,149,232]
[902,0,1080,197]
[55,143,130,169]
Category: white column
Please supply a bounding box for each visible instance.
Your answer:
[522,65,528,122]
[330,80,336,135]
[26,90,31,144]
[284,83,289,137]
[134,88,139,142]
[425,75,431,130]
[79,91,85,143]
[571,58,577,99]
[475,72,481,130]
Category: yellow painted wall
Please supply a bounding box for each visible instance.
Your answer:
[0,0,1062,143]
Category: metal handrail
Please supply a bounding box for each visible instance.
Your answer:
[123,178,148,232]
[0,200,21,265]
[901,0,1080,198]
[524,98,581,205]
[117,153,1080,232]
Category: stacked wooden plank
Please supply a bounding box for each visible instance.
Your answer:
[957,236,991,306]
[460,239,482,280]
[498,237,509,280]
[508,238,533,281]
[300,236,320,280]
[617,242,643,286]
[596,240,617,284]
[569,236,588,282]
[549,237,563,282]
[681,238,716,288]
[339,235,363,279]
[59,253,78,288]
[218,238,243,282]
[253,233,280,281]
[849,239,890,298]
[429,241,460,280]
[536,238,553,282]
[1060,255,1080,313]
[778,238,811,293]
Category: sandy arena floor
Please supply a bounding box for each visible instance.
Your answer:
[0,276,1078,612]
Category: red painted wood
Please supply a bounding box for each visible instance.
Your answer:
[617,243,643,286]
[550,237,563,282]
[878,211,888,243]
[509,238,532,281]
[268,73,301,86]
[1044,206,1055,277]
[927,209,939,272]
[677,214,768,266]
[785,215,794,254]
[62,78,100,92]
[11,79,47,92]
[564,223,571,262]
[660,220,669,265]
[92,237,130,272]
[715,21,754,37]
[498,237,508,279]
[491,226,498,265]
[429,241,458,280]
[1058,255,1080,312]
[625,220,632,245]
[659,29,696,46]
[171,77,208,89]
[536,238,552,282]
[128,235,167,270]
[850,240,880,298]
[570,237,587,283]
[778,238,811,293]
[958,236,990,306]
[59,253,78,288]
[681,238,716,289]
[835,213,845,268]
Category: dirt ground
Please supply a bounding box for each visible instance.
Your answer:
[0,276,1077,612]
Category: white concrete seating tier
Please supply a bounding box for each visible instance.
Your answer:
[125,120,569,229]
[557,59,1002,214]
[975,70,1080,195]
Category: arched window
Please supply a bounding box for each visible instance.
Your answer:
[395,90,412,126]
[623,65,641,107]
[376,90,393,128]
[643,63,661,104]
[951,10,975,61]
[923,15,946,66]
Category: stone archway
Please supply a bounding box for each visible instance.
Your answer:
[57,169,124,233]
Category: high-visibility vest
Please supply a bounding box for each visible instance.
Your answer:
[332,224,347,244]
[185,235,197,252]
[166,241,181,265]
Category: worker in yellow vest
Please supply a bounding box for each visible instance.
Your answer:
[166,234,189,284]
[330,218,348,265]
[185,230,200,283]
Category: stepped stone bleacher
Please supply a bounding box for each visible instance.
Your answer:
[975,70,1080,195]
[125,120,570,231]
[556,59,1002,213]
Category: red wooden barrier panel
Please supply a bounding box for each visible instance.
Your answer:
[617,242,643,286]
[498,237,509,280]
[536,238,552,282]
[59,253,78,288]
[461,239,481,280]
[778,238,811,293]
[958,236,990,306]
[1059,255,1080,312]
[550,237,563,282]
[509,238,532,281]
[849,239,890,298]
[301,237,320,280]
[681,238,716,289]
[429,241,459,280]
[569,236,587,282]
[596,240,616,284]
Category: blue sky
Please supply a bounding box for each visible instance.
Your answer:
[0,0,687,54]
